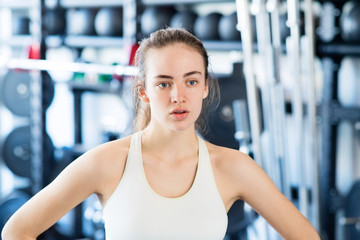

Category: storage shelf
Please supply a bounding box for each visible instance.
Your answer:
[59,0,123,8]
[45,35,124,48]
[68,81,122,94]
[317,42,360,57]
[65,36,123,48]
[46,36,243,51]
[1,35,34,47]
[0,0,38,8]
[330,103,360,122]
[203,40,242,51]
[142,0,234,5]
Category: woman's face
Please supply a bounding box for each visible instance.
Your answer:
[139,43,209,132]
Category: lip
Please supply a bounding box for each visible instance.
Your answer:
[170,108,189,120]
[170,108,189,114]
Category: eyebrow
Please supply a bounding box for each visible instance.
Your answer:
[153,71,202,79]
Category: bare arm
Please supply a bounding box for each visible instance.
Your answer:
[1,144,116,240]
[226,151,320,240]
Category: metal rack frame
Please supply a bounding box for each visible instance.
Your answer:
[316,1,360,239]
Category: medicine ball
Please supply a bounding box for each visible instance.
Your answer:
[66,8,97,35]
[95,8,123,36]
[194,12,222,40]
[141,6,176,37]
[340,2,360,43]
[170,10,197,34]
[45,7,66,35]
[219,12,241,41]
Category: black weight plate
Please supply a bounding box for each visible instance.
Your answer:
[1,71,55,116]
[345,180,360,240]
[42,71,55,110]
[0,191,30,232]
[202,63,247,149]
[1,70,31,116]
[2,126,54,178]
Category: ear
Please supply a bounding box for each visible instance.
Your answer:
[203,80,209,99]
[138,83,150,103]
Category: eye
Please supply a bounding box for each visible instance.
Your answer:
[187,80,198,86]
[157,82,170,88]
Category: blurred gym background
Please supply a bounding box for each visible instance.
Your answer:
[0,0,359,239]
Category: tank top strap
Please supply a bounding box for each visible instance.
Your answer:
[197,135,211,172]
[196,135,222,198]
[124,131,143,173]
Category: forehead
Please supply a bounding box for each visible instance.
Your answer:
[145,43,205,75]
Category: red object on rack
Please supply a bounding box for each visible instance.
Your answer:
[28,42,41,60]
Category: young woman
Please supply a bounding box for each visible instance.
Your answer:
[2,28,320,240]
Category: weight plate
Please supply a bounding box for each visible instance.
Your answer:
[1,70,32,116]
[2,126,54,178]
[1,70,55,116]
[202,63,247,149]
[345,180,360,240]
[42,71,55,110]
[0,191,30,231]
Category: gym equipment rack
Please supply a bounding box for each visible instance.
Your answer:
[316,1,360,239]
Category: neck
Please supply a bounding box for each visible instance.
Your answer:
[141,125,199,158]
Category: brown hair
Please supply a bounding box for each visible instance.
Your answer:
[132,28,219,135]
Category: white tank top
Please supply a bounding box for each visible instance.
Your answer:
[103,131,228,240]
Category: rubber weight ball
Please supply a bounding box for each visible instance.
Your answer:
[95,8,123,36]
[12,17,30,35]
[45,7,66,35]
[219,12,241,41]
[66,8,96,35]
[170,10,197,34]
[194,13,222,40]
[340,2,360,43]
[141,6,176,36]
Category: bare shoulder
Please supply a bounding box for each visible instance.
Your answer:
[83,134,132,168]
[71,134,133,197]
[204,140,257,174]
[204,140,267,201]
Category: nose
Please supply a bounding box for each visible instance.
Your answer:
[171,83,185,104]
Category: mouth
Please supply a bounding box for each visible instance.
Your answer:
[170,109,189,120]
[171,109,189,115]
